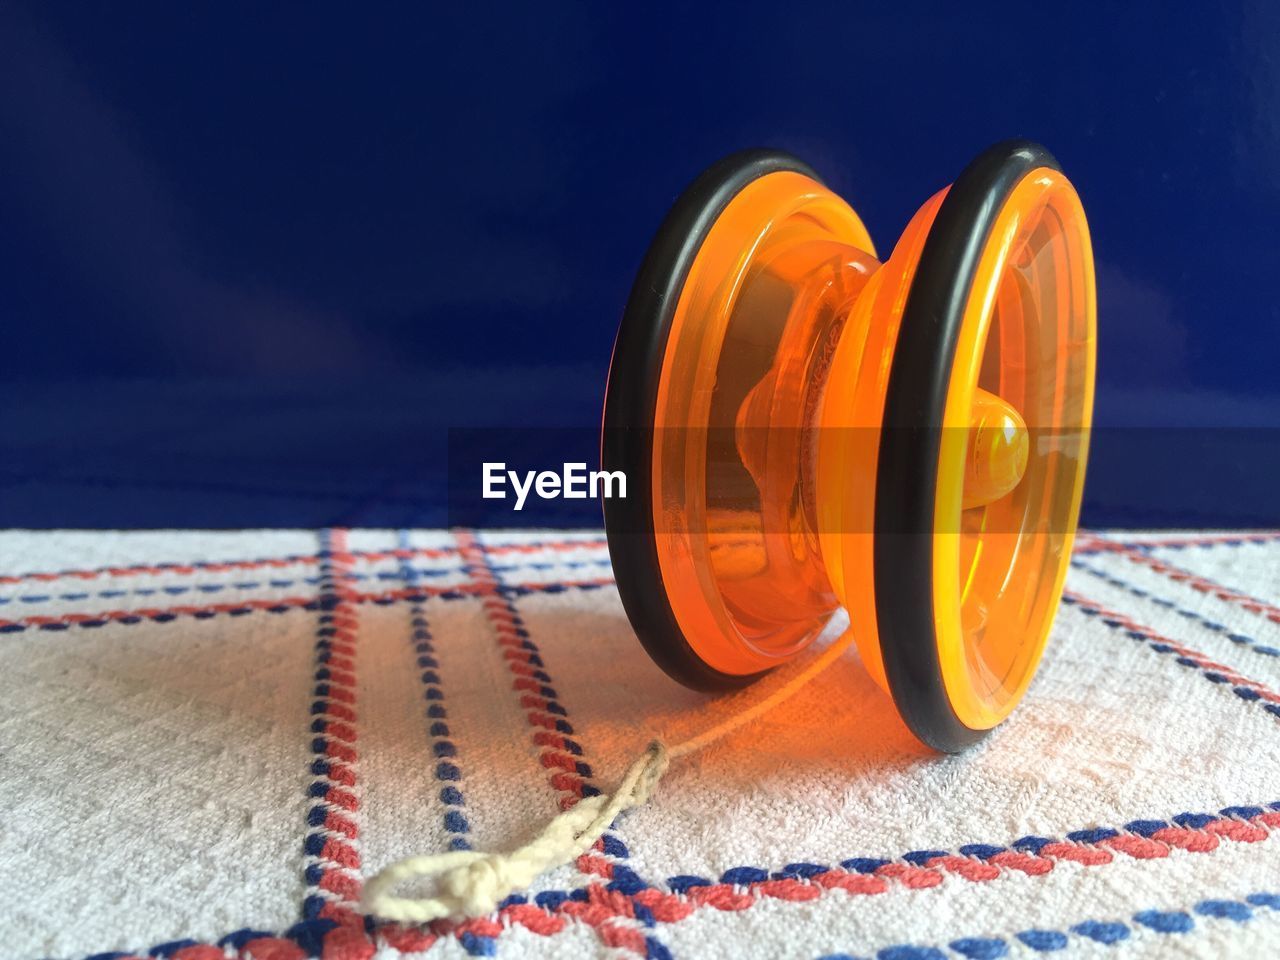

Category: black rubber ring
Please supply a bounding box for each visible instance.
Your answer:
[602,149,821,691]
[873,139,1061,753]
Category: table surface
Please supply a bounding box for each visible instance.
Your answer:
[2,529,1278,959]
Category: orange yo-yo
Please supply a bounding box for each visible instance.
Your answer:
[602,141,1095,752]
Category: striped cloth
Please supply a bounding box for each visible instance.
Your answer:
[2,529,1278,959]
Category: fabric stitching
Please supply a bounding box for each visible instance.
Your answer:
[0,576,616,635]
[1072,559,1280,662]
[69,801,1280,960]
[814,890,1280,959]
[1092,541,1280,624]
[0,538,609,587]
[301,530,366,926]
[1062,591,1280,720]
[396,530,473,853]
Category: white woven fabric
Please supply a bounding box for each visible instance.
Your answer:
[1,529,1277,959]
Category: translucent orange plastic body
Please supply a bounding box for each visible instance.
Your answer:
[649,166,1095,731]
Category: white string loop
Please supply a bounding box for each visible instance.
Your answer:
[362,629,855,924]
[362,741,669,923]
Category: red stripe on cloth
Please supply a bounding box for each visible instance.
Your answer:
[320,926,377,960]
[1083,531,1280,552]
[0,575,618,634]
[1064,590,1280,706]
[0,538,608,586]
[242,938,307,960]
[304,530,365,924]
[1098,541,1280,624]
[454,531,601,811]
[70,801,1280,957]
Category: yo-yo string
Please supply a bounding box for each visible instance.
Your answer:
[361,628,857,924]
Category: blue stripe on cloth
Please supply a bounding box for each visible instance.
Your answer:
[813,891,1280,959]
[1072,558,1280,660]
[1060,593,1280,721]
[0,557,614,608]
[398,529,471,850]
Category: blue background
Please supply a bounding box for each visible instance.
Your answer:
[2,3,1277,527]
